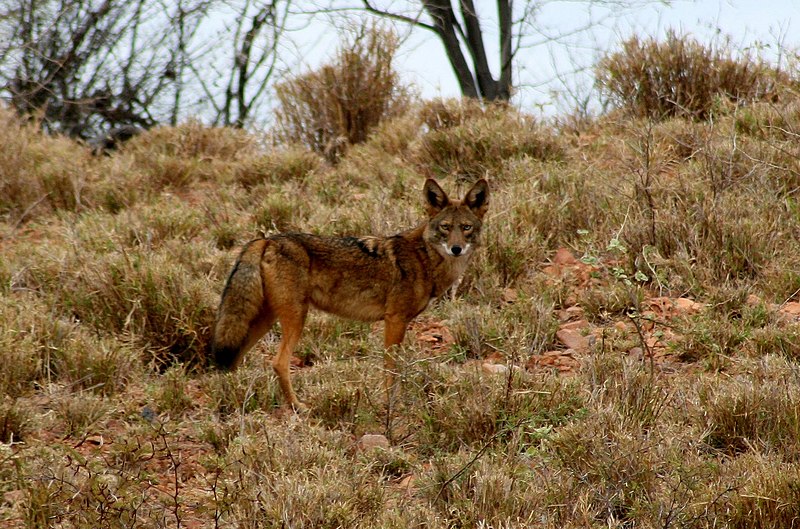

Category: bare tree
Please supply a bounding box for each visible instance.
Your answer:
[302,1,669,105]
[0,0,212,139]
[360,0,512,101]
[193,0,292,128]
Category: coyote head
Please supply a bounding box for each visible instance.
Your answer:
[423,178,489,258]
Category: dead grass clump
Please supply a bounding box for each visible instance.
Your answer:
[127,119,258,161]
[232,146,323,188]
[407,365,584,455]
[333,119,422,188]
[477,186,551,288]
[597,30,792,120]
[584,354,671,430]
[414,104,564,180]
[750,325,800,360]
[674,314,748,369]
[50,247,216,368]
[0,294,49,398]
[700,379,800,456]
[118,121,262,190]
[722,457,800,528]
[275,24,410,163]
[215,428,389,527]
[419,97,489,131]
[549,412,659,525]
[203,367,281,417]
[0,397,32,442]
[513,163,602,248]
[55,392,110,438]
[424,450,546,527]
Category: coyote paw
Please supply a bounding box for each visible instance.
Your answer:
[290,401,309,415]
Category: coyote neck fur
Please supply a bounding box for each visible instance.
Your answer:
[400,223,472,300]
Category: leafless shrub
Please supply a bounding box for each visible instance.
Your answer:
[275,23,410,163]
[597,30,793,120]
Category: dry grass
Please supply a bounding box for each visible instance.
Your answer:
[6,38,800,526]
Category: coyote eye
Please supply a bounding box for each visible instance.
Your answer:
[439,223,451,232]
[462,224,473,232]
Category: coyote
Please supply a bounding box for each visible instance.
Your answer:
[212,178,489,410]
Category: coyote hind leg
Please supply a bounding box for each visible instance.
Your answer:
[271,309,308,412]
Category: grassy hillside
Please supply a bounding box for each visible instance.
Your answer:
[4,90,800,527]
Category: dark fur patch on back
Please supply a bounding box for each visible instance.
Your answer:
[343,236,382,257]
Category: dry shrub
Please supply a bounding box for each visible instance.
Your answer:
[597,30,792,120]
[275,24,410,163]
[414,100,563,180]
[0,105,92,223]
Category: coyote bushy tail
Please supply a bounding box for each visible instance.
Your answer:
[212,239,268,370]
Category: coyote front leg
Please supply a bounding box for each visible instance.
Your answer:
[383,315,409,395]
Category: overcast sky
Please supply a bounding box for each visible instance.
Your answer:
[286,0,798,117]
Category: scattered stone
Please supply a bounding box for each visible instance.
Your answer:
[527,349,580,372]
[745,294,762,306]
[3,490,24,506]
[613,321,630,333]
[674,297,704,314]
[398,474,416,494]
[553,247,578,265]
[556,328,591,353]
[565,305,585,318]
[358,434,390,451]
[482,362,509,375]
[560,319,589,332]
[781,301,800,316]
[502,288,518,304]
[141,405,157,423]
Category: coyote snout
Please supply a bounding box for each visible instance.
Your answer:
[211,178,489,410]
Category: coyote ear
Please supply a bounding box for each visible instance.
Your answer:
[464,178,489,219]
[423,178,449,216]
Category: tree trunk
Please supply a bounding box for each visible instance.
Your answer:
[421,0,513,102]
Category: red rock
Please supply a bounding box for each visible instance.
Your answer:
[746,294,762,306]
[613,321,630,333]
[560,319,589,331]
[553,247,577,265]
[556,328,591,352]
[674,297,704,313]
[502,288,518,303]
[781,302,800,315]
